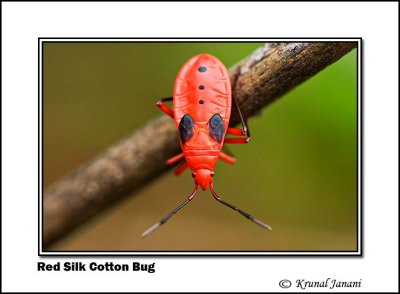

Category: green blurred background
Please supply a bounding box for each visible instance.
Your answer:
[44,43,357,251]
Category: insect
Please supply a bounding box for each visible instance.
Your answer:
[142,54,271,237]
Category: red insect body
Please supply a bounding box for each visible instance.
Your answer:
[142,54,271,237]
[174,54,231,190]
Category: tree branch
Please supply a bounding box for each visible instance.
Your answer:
[43,42,357,248]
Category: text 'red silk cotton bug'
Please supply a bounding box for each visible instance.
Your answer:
[142,54,271,237]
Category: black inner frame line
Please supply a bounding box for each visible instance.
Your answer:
[38,38,362,257]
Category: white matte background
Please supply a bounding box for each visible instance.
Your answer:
[2,2,398,292]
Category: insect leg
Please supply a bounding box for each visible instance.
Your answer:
[224,95,251,144]
[225,70,251,144]
[174,161,188,176]
[142,185,198,238]
[224,99,251,143]
[219,152,236,164]
[224,137,249,144]
[166,152,184,166]
[231,94,251,139]
[167,153,188,175]
[227,127,246,136]
[156,97,174,118]
[210,184,272,231]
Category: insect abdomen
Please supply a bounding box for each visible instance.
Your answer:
[173,54,232,127]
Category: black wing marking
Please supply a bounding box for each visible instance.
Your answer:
[209,114,225,143]
[179,114,194,144]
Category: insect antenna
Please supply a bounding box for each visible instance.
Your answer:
[142,185,199,238]
[210,184,272,231]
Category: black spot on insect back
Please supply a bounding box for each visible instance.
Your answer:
[199,100,205,104]
[199,85,205,90]
[209,114,225,143]
[198,66,207,73]
[179,114,195,144]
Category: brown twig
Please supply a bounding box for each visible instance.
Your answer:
[43,42,357,248]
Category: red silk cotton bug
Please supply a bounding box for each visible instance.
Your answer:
[142,54,271,237]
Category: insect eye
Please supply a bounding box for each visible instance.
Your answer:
[211,172,214,177]
[192,172,196,178]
